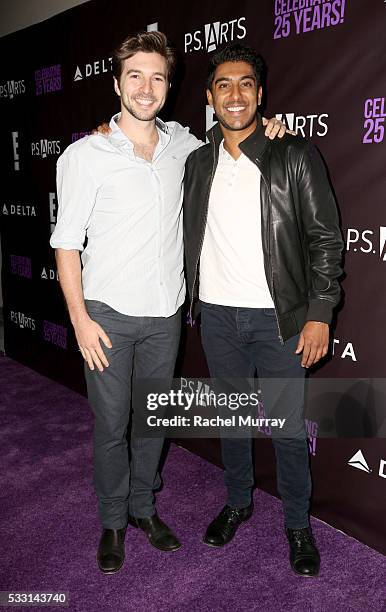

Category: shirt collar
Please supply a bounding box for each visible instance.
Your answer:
[108,113,170,152]
[219,140,231,161]
[207,115,268,164]
[219,139,247,165]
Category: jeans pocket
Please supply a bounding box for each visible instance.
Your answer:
[200,300,217,309]
[85,299,108,314]
[263,308,277,317]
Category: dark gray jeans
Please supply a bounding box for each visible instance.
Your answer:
[200,302,311,529]
[84,300,181,529]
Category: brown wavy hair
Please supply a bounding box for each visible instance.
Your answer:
[112,31,176,83]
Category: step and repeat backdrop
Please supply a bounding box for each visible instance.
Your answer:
[0,0,385,553]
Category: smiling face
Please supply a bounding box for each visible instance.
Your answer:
[114,51,169,122]
[207,60,262,133]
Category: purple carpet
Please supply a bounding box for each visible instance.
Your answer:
[1,355,385,611]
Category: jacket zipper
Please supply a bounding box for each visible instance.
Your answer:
[189,137,218,323]
[259,169,284,345]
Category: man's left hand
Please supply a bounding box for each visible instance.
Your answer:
[262,116,290,139]
[295,321,329,368]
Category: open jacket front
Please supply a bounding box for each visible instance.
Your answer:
[183,117,344,343]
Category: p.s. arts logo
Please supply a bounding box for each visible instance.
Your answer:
[1,202,37,217]
[275,112,328,137]
[273,0,346,39]
[10,310,36,331]
[31,139,61,159]
[73,57,112,81]
[363,97,385,144]
[0,79,25,99]
[35,65,62,95]
[184,17,246,53]
[345,227,386,261]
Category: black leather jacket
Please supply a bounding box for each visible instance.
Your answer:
[183,118,343,342]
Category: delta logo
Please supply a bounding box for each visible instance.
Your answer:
[2,203,37,217]
[332,338,357,362]
[41,266,59,281]
[73,57,112,82]
[348,450,386,479]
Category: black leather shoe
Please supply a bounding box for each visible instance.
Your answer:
[286,527,320,577]
[128,513,181,552]
[97,528,126,574]
[203,504,253,547]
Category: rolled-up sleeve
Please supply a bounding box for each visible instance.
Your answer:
[50,147,97,251]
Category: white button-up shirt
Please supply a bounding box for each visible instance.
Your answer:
[50,114,201,317]
[199,141,274,308]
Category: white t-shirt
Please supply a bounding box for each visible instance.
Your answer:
[199,141,274,308]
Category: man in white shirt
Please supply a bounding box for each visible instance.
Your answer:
[183,43,343,577]
[50,31,285,574]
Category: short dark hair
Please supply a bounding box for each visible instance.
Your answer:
[112,31,176,82]
[206,43,265,91]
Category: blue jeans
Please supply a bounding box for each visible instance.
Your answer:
[200,302,311,529]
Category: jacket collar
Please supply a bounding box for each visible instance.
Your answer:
[206,114,269,163]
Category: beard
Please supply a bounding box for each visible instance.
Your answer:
[121,94,164,122]
[215,107,257,132]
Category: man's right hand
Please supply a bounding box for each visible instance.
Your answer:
[91,122,111,136]
[73,314,112,372]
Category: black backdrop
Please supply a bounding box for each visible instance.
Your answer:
[1,0,385,554]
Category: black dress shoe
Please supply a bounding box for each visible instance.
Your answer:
[286,527,320,577]
[128,513,181,552]
[97,528,126,574]
[203,504,253,547]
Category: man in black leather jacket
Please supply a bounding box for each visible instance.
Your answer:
[183,43,343,577]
